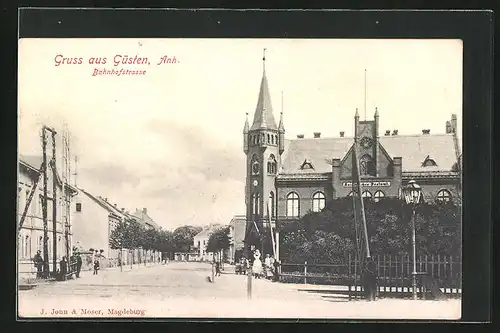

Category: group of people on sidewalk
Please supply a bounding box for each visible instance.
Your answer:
[32,250,85,280]
[238,249,281,282]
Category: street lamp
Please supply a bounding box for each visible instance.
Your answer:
[403,180,422,300]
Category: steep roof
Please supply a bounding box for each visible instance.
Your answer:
[194,224,226,239]
[133,209,160,230]
[78,189,124,219]
[279,133,460,175]
[250,71,278,131]
[19,154,78,193]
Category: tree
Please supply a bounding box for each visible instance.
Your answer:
[109,219,129,271]
[280,197,461,264]
[206,226,231,261]
[172,225,202,253]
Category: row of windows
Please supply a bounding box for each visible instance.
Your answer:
[285,189,453,217]
[251,133,279,146]
[18,234,64,260]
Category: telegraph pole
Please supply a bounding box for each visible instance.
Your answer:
[51,129,58,277]
[41,129,49,278]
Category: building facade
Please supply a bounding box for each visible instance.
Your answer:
[17,155,78,279]
[242,57,462,258]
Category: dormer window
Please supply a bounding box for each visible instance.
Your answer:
[422,155,438,167]
[300,159,314,170]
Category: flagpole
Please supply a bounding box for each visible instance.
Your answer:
[364,69,367,121]
[353,137,371,258]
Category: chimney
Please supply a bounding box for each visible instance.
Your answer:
[121,208,125,212]
[385,130,391,136]
[422,129,430,135]
[143,208,147,214]
[114,204,117,207]
[104,198,108,202]
[446,121,452,134]
[392,130,398,136]
[313,132,321,138]
[297,134,304,139]
[339,131,345,137]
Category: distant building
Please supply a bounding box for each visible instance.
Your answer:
[192,224,226,262]
[133,208,160,231]
[17,155,78,278]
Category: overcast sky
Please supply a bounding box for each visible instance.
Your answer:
[18,38,463,230]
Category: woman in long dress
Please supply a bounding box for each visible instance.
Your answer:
[252,249,263,279]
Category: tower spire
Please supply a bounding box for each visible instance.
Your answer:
[243,112,249,133]
[251,49,277,131]
[279,91,285,132]
[263,48,267,74]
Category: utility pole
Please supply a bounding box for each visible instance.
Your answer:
[51,129,58,277]
[41,128,49,278]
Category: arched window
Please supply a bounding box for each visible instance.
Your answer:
[268,192,275,218]
[267,134,270,144]
[312,192,326,212]
[362,191,372,199]
[252,193,261,215]
[268,154,277,174]
[286,192,300,217]
[436,189,452,203]
[359,154,375,176]
[374,190,385,202]
[422,155,438,167]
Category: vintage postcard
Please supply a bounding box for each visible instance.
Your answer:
[17,37,463,320]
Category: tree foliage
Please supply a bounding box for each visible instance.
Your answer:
[172,225,203,253]
[281,197,461,264]
[206,226,231,254]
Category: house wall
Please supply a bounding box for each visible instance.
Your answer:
[71,193,110,260]
[17,166,73,279]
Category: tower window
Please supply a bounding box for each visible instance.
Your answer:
[312,192,326,212]
[374,190,385,202]
[359,154,375,176]
[286,192,300,217]
[252,193,261,215]
[267,134,270,144]
[436,189,451,203]
[267,154,277,174]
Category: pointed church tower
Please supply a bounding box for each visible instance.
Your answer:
[244,49,280,255]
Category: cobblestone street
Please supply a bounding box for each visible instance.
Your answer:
[18,262,461,319]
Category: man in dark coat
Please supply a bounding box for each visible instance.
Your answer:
[33,250,43,278]
[59,256,68,281]
[75,253,83,278]
[363,258,378,301]
[273,259,281,282]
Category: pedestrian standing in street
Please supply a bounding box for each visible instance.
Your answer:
[215,261,221,277]
[76,253,83,278]
[273,259,280,282]
[252,249,263,279]
[93,258,100,275]
[363,258,378,301]
[33,250,43,278]
[59,256,68,281]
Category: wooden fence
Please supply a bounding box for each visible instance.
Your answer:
[279,254,461,299]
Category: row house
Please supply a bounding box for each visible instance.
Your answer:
[17,155,78,278]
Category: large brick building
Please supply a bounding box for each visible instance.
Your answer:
[243,57,462,258]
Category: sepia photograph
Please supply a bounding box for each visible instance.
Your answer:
[17,37,463,320]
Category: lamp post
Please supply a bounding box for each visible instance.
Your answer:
[403,180,422,300]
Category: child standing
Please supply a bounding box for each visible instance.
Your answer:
[93,258,100,275]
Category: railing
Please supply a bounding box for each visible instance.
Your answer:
[279,254,462,299]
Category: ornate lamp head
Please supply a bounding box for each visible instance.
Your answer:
[404,180,422,205]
